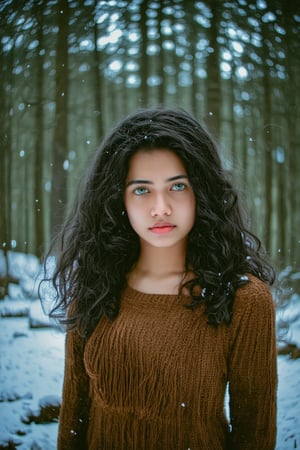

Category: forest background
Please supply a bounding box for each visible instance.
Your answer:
[0,0,300,295]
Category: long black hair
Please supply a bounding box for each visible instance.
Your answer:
[41,107,275,337]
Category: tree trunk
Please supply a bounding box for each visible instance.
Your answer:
[139,0,149,106]
[93,4,105,143]
[205,0,222,137]
[50,0,69,236]
[261,28,273,255]
[0,39,13,297]
[33,6,45,257]
[282,3,299,265]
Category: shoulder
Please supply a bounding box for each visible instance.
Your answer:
[226,276,276,351]
[231,274,275,322]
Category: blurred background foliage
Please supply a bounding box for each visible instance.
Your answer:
[0,0,299,273]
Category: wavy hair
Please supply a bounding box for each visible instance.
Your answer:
[41,107,275,337]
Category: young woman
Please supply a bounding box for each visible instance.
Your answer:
[45,107,277,449]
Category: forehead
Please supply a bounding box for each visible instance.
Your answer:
[127,148,187,177]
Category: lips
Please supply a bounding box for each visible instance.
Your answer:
[149,222,176,234]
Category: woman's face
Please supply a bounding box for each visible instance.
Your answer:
[124,148,196,250]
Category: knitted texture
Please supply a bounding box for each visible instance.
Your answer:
[57,275,277,450]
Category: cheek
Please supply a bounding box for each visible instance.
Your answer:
[186,198,196,230]
[125,202,144,228]
[185,194,196,215]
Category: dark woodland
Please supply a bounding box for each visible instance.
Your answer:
[0,0,299,274]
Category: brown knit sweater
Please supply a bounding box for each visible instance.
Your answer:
[57,275,277,450]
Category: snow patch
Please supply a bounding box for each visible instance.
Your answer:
[0,252,299,449]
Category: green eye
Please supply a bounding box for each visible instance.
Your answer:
[134,187,149,195]
[171,183,186,191]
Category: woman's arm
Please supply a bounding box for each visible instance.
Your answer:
[57,329,90,450]
[228,278,277,449]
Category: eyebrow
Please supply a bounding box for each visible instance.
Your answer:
[126,174,189,187]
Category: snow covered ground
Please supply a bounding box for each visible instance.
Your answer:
[0,251,300,449]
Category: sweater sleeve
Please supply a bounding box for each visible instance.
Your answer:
[227,278,277,450]
[57,329,90,450]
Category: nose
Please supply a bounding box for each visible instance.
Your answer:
[151,193,172,217]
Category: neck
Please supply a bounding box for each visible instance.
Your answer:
[127,241,190,295]
[137,241,187,275]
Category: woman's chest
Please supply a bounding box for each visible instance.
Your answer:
[84,304,229,406]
